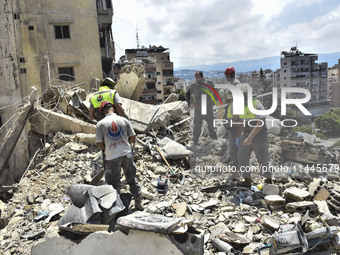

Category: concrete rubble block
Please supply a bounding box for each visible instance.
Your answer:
[31,106,95,135]
[314,187,330,201]
[265,116,282,135]
[121,98,170,133]
[262,184,280,196]
[59,223,109,236]
[115,63,146,100]
[217,232,251,245]
[284,187,310,201]
[284,151,329,165]
[32,230,184,255]
[162,93,179,104]
[309,178,322,196]
[314,200,331,215]
[157,137,191,159]
[69,142,88,153]
[169,232,204,255]
[115,212,182,235]
[74,133,96,146]
[264,195,286,210]
[209,222,227,239]
[59,185,124,226]
[260,215,280,231]
[158,101,189,121]
[286,201,317,217]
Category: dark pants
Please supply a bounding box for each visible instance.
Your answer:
[228,126,239,168]
[105,154,141,198]
[238,132,270,179]
[193,107,216,144]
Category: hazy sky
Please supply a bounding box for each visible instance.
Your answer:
[112,0,340,68]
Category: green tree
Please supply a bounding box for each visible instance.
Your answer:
[315,109,340,133]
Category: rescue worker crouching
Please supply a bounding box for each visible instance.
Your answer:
[89,77,126,122]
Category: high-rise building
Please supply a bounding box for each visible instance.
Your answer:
[124,45,175,104]
[279,46,330,117]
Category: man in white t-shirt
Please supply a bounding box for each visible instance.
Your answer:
[96,101,143,210]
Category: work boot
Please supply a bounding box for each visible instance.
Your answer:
[134,197,144,211]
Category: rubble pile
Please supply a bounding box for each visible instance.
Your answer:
[1,87,340,254]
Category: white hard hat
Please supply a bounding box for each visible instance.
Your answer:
[236,83,251,94]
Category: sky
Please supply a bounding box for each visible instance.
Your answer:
[112,0,340,68]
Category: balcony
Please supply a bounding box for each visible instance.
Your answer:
[97,9,113,24]
[142,88,157,94]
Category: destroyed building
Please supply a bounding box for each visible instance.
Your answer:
[0,0,115,180]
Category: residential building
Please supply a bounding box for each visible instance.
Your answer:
[0,0,114,182]
[278,46,330,117]
[124,45,175,104]
[329,60,340,108]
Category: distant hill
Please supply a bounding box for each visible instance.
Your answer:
[175,52,340,74]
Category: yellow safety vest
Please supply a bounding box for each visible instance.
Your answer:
[90,86,117,109]
[227,99,259,119]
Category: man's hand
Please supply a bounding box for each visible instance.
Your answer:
[243,137,252,146]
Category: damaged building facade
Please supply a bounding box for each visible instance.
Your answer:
[123,45,175,104]
[0,0,115,182]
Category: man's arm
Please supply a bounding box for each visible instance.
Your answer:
[96,142,105,151]
[89,105,96,120]
[115,103,125,117]
[128,135,136,144]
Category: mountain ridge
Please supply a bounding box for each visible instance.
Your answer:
[175,52,340,73]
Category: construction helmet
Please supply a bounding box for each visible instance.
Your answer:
[100,101,114,114]
[236,83,251,94]
[224,67,235,77]
[100,77,116,88]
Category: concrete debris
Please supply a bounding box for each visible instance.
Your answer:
[115,63,146,101]
[162,93,179,104]
[31,106,95,135]
[2,85,340,254]
[121,97,170,132]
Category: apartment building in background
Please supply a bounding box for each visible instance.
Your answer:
[329,60,340,108]
[278,46,331,117]
[123,45,175,104]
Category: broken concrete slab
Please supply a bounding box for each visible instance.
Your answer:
[121,97,170,132]
[284,187,310,201]
[31,230,184,255]
[261,215,280,231]
[169,232,204,255]
[157,137,191,160]
[115,63,146,101]
[31,106,95,135]
[286,201,317,217]
[162,93,179,104]
[115,212,182,235]
[158,101,188,121]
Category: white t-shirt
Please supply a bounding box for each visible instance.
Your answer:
[96,113,136,160]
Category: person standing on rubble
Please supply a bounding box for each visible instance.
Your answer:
[89,77,126,122]
[96,101,143,211]
[235,83,271,188]
[223,67,241,169]
[187,71,217,146]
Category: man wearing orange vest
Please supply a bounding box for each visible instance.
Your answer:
[89,77,126,121]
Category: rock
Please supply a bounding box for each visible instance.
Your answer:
[262,184,280,196]
[261,216,280,231]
